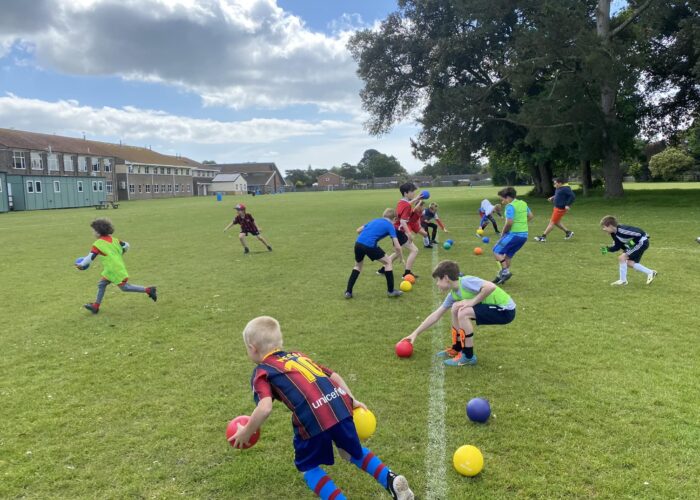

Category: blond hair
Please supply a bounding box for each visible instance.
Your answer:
[243,316,283,352]
[429,202,438,210]
[600,215,618,228]
[382,208,396,219]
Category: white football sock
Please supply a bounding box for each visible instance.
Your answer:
[619,263,628,281]
[633,263,652,275]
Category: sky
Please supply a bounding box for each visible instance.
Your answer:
[0,0,422,174]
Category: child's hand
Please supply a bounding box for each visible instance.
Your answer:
[402,333,417,344]
[230,422,255,449]
[444,229,449,233]
[352,400,368,411]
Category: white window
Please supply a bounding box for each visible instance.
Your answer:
[144,166,150,174]
[161,184,165,192]
[129,184,135,193]
[0,182,2,192]
[154,184,159,193]
[175,184,180,193]
[92,181,98,192]
[106,181,113,194]
[97,181,103,192]
[128,165,133,173]
[187,184,191,192]
[167,167,171,174]
[47,153,59,171]
[26,180,34,193]
[92,157,100,172]
[145,184,151,193]
[104,158,112,172]
[77,181,83,192]
[35,180,42,193]
[167,184,172,192]
[138,184,142,193]
[78,156,87,172]
[13,151,26,169]
[30,152,43,170]
[64,155,74,172]
[53,180,61,193]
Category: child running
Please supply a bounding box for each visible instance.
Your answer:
[345,209,405,299]
[401,261,516,366]
[230,316,414,500]
[492,187,533,284]
[534,178,575,242]
[223,204,272,254]
[477,198,502,235]
[76,218,157,314]
[377,182,423,278]
[421,202,448,248]
[600,215,657,285]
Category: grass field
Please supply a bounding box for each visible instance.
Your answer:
[1,185,699,499]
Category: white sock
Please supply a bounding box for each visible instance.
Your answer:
[633,263,653,275]
[424,236,430,246]
[619,263,628,281]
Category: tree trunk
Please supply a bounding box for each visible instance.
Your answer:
[597,0,625,198]
[580,159,592,196]
[528,163,543,195]
[537,160,555,197]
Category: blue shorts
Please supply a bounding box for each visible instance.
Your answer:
[293,418,363,472]
[493,233,528,257]
[474,304,516,325]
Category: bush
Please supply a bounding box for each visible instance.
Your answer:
[649,147,695,181]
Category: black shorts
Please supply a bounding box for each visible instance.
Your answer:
[354,242,386,263]
[396,231,408,246]
[241,230,260,236]
[473,304,516,326]
[626,239,649,263]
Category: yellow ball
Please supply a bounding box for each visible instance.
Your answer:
[353,408,377,440]
[399,280,413,292]
[476,229,485,236]
[453,445,484,477]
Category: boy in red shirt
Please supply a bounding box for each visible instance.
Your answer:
[223,204,272,254]
[378,182,423,278]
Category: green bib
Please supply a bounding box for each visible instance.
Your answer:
[508,199,529,233]
[450,278,512,307]
[93,238,128,284]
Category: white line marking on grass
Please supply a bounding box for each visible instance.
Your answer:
[425,248,447,499]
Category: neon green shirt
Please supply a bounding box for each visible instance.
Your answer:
[93,237,128,284]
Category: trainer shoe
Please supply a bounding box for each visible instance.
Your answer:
[243,247,250,254]
[387,290,404,298]
[147,287,158,302]
[499,271,513,284]
[646,271,657,285]
[610,280,628,286]
[267,245,272,251]
[376,267,386,275]
[344,291,353,299]
[83,303,99,314]
[492,274,503,284]
[534,235,547,242]
[565,231,574,240]
[444,353,477,366]
[436,347,460,359]
[424,244,433,249]
[387,472,414,500]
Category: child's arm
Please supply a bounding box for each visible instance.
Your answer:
[453,281,496,309]
[527,208,534,221]
[435,216,447,232]
[120,241,130,253]
[76,251,98,270]
[391,237,405,264]
[223,221,236,232]
[329,372,367,410]
[230,397,273,449]
[356,225,365,234]
[403,306,448,344]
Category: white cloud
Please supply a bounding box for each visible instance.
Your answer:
[0,0,363,112]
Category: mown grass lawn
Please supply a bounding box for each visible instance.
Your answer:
[1,185,699,499]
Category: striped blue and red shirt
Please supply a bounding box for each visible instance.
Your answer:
[251,351,354,440]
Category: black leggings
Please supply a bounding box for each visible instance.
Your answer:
[481,215,499,233]
[422,222,438,241]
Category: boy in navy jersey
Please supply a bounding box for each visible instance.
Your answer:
[600,216,657,285]
[223,204,272,254]
[345,208,405,299]
[231,316,414,500]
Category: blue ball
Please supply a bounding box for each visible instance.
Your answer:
[443,242,452,250]
[446,239,454,245]
[466,398,491,423]
[421,190,430,200]
[482,236,490,244]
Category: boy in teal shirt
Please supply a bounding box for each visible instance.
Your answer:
[401,260,516,366]
[76,218,157,313]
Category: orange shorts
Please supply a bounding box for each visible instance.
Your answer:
[551,207,568,224]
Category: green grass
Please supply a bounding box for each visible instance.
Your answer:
[1,185,699,499]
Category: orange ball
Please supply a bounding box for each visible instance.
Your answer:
[404,274,416,284]
[473,247,483,255]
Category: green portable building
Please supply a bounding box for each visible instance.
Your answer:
[7,175,106,211]
[0,172,8,212]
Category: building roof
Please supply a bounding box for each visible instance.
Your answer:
[212,174,244,183]
[241,171,275,186]
[217,162,288,185]
[0,127,193,168]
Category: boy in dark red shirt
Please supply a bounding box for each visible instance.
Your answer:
[223,204,272,254]
[378,182,423,277]
[231,316,414,500]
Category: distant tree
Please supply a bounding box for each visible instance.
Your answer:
[201,160,217,164]
[285,169,312,186]
[357,149,407,178]
[649,147,695,180]
[419,149,480,177]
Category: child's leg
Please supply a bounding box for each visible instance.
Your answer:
[346,260,364,294]
[488,214,500,233]
[94,279,110,306]
[342,447,413,499]
[379,256,396,292]
[256,234,271,249]
[630,260,653,275]
[302,467,346,500]
[238,232,248,249]
[554,221,570,234]
[118,282,157,301]
[541,221,555,236]
[456,306,476,359]
[618,253,629,281]
[403,241,419,275]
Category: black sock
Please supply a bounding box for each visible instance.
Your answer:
[403,269,411,277]
[385,270,395,292]
[464,347,474,358]
[377,266,385,274]
[452,342,461,352]
[347,269,360,293]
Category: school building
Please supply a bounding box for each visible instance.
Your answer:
[215,163,288,194]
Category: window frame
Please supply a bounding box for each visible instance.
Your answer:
[47,153,59,172]
[78,156,87,172]
[145,184,151,193]
[92,181,98,192]
[92,157,100,172]
[106,180,113,194]
[35,180,42,193]
[13,151,26,169]
[63,154,74,172]
[53,180,61,193]
[30,151,44,170]
[77,181,84,192]
[26,180,34,193]
[129,184,135,194]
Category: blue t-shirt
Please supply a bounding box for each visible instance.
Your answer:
[504,204,532,237]
[356,218,397,247]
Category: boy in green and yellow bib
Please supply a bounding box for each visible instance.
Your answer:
[492,187,534,285]
[401,260,516,366]
[76,218,157,314]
